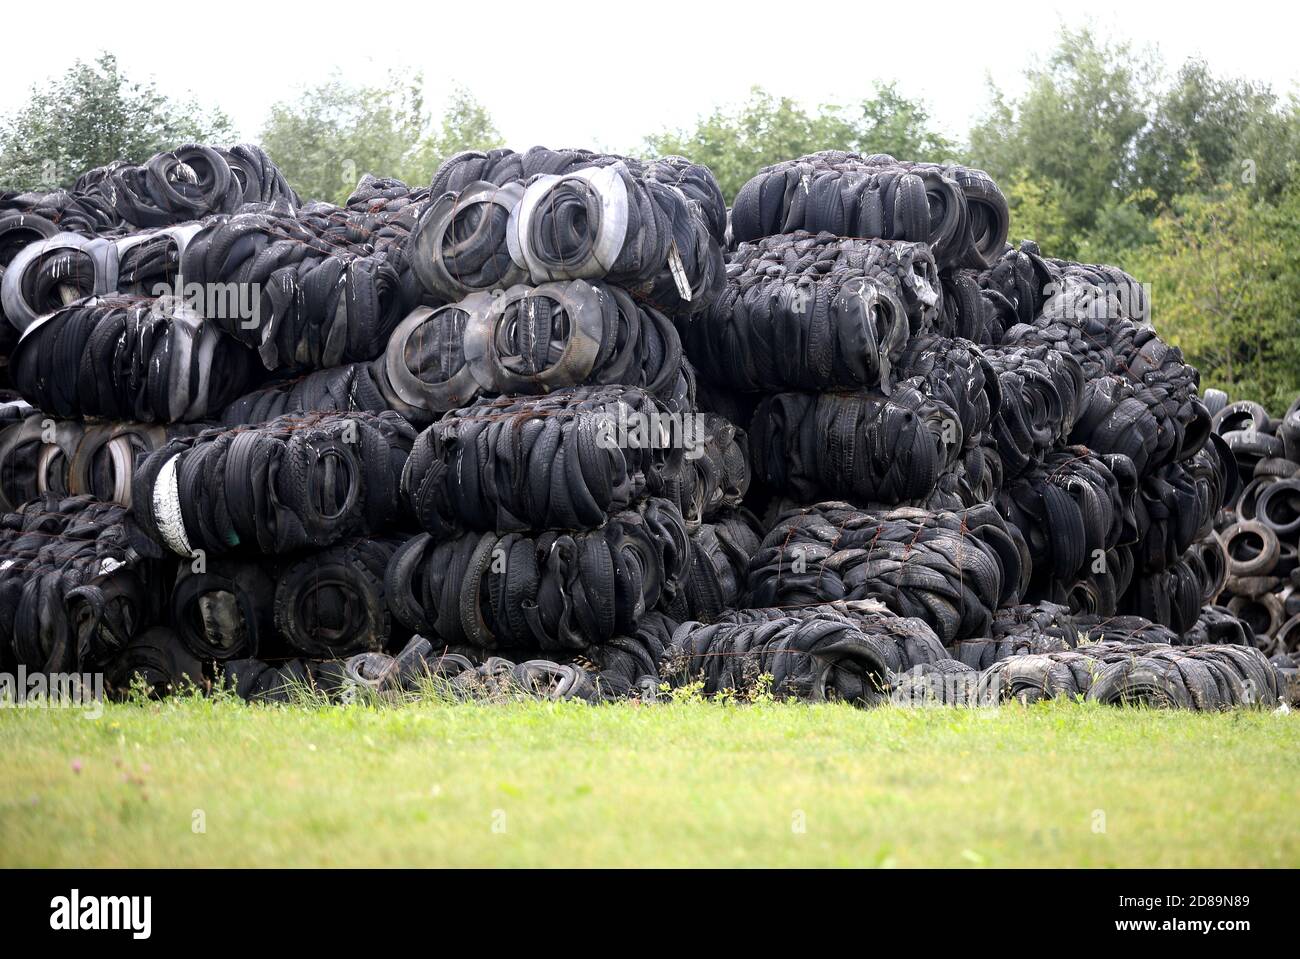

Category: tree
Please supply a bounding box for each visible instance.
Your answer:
[1232,94,1300,200]
[855,83,958,162]
[1134,58,1278,206]
[643,84,955,201]
[0,53,233,191]
[999,172,1071,255]
[261,71,424,206]
[405,88,504,185]
[969,29,1155,244]
[1128,181,1300,412]
[261,75,502,205]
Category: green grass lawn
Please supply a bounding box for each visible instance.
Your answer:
[1,693,1296,867]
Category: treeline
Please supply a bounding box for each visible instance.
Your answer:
[2,31,1298,409]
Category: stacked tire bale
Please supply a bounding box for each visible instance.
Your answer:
[669,149,1288,708]
[0,141,1293,710]
[379,147,751,692]
[0,493,175,681]
[0,144,434,686]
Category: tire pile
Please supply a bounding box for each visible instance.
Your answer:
[1196,392,1300,698]
[0,143,1293,710]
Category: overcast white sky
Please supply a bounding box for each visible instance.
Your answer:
[3,0,1298,152]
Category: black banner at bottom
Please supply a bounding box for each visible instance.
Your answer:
[0,867,1275,945]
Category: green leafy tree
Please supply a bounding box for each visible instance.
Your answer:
[999,171,1071,255]
[405,88,504,185]
[261,75,501,205]
[1232,94,1300,200]
[0,53,233,191]
[644,84,955,201]
[1128,181,1300,411]
[969,28,1155,243]
[1135,59,1278,205]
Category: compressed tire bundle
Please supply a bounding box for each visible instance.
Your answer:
[892,158,1009,269]
[683,231,939,392]
[172,556,279,661]
[410,148,725,316]
[369,300,484,422]
[10,295,255,423]
[0,494,171,673]
[173,539,409,663]
[977,650,1101,703]
[131,410,416,556]
[178,209,421,371]
[981,344,1084,478]
[1041,257,1149,326]
[431,148,727,244]
[660,510,763,623]
[1,232,120,333]
[976,241,1057,331]
[954,601,1080,670]
[75,144,298,228]
[731,152,938,249]
[385,497,690,651]
[718,599,950,670]
[730,152,1008,269]
[343,175,431,253]
[896,334,999,450]
[1086,643,1280,710]
[0,189,119,238]
[1130,435,1237,573]
[273,536,406,659]
[401,386,685,536]
[406,181,527,300]
[222,144,301,208]
[0,413,206,509]
[661,615,903,706]
[749,386,961,506]
[1120,553,1218,636]
[668,411,750,524]
[746,502,1028,645]
[460,280,689,405]
[995,446,1136,600]
[219,362,393,426]
[1004,313,1210,473]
